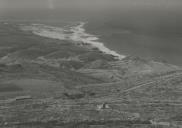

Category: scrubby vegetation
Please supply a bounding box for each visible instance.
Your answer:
[0,22,182,128]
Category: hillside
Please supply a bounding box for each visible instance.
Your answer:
[0,22,182,128]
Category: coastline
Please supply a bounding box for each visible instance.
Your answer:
[21,22,126,60]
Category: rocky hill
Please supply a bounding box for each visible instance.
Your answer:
[0,22,182,128]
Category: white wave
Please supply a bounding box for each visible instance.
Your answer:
[21,22,125,60]
[21,24,68,40]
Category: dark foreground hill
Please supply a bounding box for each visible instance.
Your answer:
[0,22,182,128]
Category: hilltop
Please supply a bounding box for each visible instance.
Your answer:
[0,22,182,128]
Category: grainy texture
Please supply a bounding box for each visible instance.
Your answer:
[0,22,182,128]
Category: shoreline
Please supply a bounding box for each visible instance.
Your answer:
[21,22,126,60]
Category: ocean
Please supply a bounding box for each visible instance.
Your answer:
[2,9,182,66]
[84,13,182,66]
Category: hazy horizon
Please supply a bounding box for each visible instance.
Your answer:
[1,0,182,17]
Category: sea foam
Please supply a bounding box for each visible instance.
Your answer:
[21,22,125,60]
